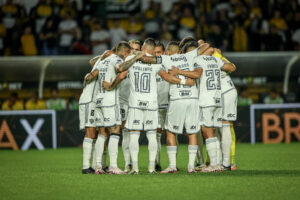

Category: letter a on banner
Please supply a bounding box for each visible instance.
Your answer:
[0,120,19,150]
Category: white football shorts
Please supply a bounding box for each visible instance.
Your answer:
[165,99,200,134]
[125,108,159,131]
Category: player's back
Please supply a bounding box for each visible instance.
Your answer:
[161,53,198,100]
[194,55,223,107]
[95,54,123,107]
[127,54,162,110]
[79,66,99,105]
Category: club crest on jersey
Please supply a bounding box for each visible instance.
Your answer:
[96,98,103,106]
[89,119,94,124]
[133,120,140,125]
[173,125,179,130]
[214,98,221,104]
[138,100,149,108]
[179,90,191,97]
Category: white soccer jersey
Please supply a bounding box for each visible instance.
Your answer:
[156,75,169,108]
[94,54,124,107]
[118,74,130,105]
[127,54,163,110]
[159,53,198,100]
[79,65,99,105]
[193,55,224,107]
[220,71,235,93]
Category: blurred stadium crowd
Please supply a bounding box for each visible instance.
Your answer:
[0,0,300,56]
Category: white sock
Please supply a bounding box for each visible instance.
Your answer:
[129,132,140,170]
[94,134,106,168]
[146,131,158,169]
[91,139,96,169]
[221,124,232,167]
[216,138,222,165]
[122,128,131,167]
[167,146,177,169]
[206,137,218,166]
[188,145,198,169]
[82,137,93,169]
[108,135,120,168]
[156,133,162,166]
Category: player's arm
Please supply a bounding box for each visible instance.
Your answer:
[117,52,145,72]
[222,63,235,73]
[158,70,195,86]
[102,71,128,91]
[197,43,210,55]
[89,50,114,66]
[168,66,202,79]
[213,49,236,72]
[139,55,158,64]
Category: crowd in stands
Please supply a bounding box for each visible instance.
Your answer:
[1,88,79,111]
[0,0,300,56]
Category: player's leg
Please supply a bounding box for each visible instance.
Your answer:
[144,110,159,173]
[120,104,131,172]
[155,108,166,171]
[161,130,178,173]
[195,130,206,171]
[94,127,108,174]
[200,107,220,172]
[185,100,200,173]
[125,108,143,174]
[215,127,222,167]
[230,123,237,170]
[79,103,97,174]
[161,100,185,173]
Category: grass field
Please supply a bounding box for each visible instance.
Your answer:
[0,143,300,200]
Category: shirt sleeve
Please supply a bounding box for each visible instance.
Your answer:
[185,48,198,61]
[112,56,124,71]
[93,58,102,71]
[125,54,135,61]
[216,57,225,69]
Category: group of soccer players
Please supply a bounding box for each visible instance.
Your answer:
[79,36,237,174]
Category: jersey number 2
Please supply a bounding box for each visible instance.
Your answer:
[206,69,221,90]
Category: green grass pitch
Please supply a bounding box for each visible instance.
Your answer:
[0,143,299,200]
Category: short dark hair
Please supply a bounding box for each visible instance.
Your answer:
[143,38,156,48]
[155,40,165,51]
[182,41,198,53]
[179,36,196,50]
[116,41,130,52]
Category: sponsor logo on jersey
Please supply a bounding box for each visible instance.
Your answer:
[103,60,110,65]
[179,90,191,97]
[217,118,222,122]
[138,100,149,108]
[171,55,187,62]
[146,120,153,125]
[95,118,101,122]
[104,118,110,122]
[203,56,217,63]
[227,113,235,118]
[173,125,179,130]
[133,120,140,125]
[89,119,94,124]
[190,125,196,130]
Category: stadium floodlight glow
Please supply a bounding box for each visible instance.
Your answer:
[250,103,300,144]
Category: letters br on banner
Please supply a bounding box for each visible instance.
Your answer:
[0,110,57,150]
[250,104,300,144]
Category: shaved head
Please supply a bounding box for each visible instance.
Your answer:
[166,41,179,55]
[142,38,156,55]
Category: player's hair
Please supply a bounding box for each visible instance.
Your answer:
[155,40,165,51]
[182,41,198,53]
[111,45,117,52]
[179,36,196,50]
[116,41,130,52]
[128,39,141,46]
[143,38,156,48]
[166,41,179,54]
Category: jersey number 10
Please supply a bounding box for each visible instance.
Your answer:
[134,72,150,93]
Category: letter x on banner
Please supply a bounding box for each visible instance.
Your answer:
[0,110,57,150]
[250,103,300,144]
